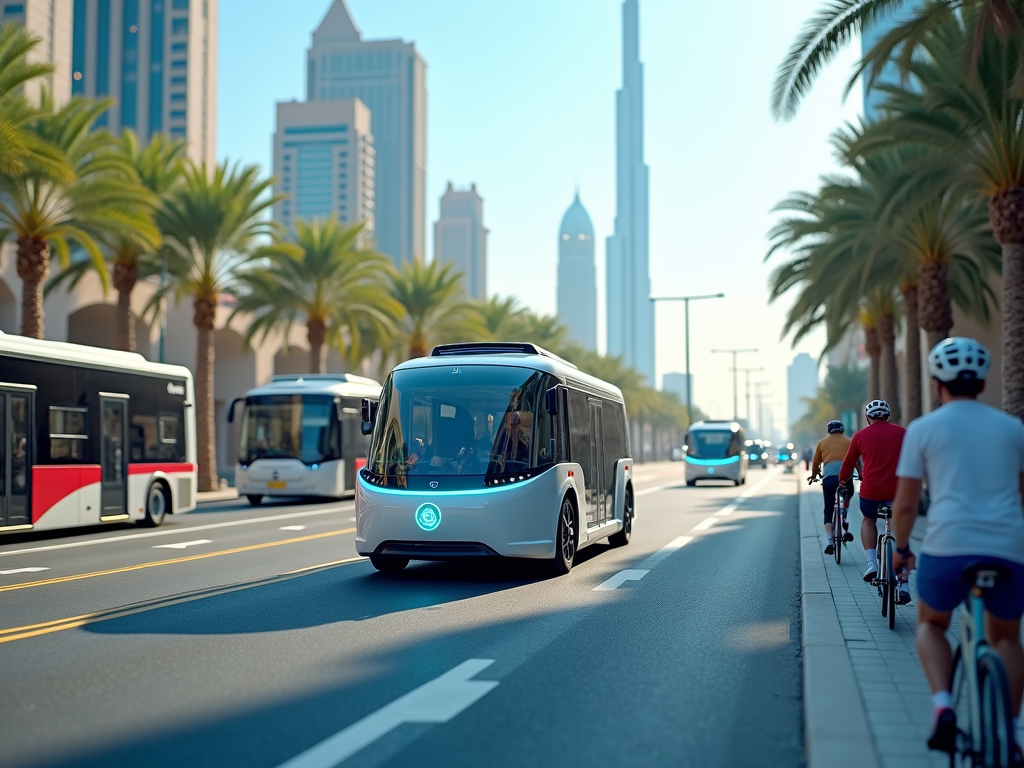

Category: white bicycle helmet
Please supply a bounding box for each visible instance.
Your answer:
[864,399,890,419]
[928,337,991,382]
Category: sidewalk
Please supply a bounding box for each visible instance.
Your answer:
[195,487,238,503]
[799,476,945,768]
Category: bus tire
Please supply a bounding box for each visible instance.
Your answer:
[609,486,633,547]
[246,495,263,506]
[547,495,577,576]
[686,480,697,487]
[370,554,409,573]
[142,482,168,527]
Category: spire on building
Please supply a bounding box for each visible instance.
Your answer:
[313,0,363,45]
[558,192,597,351]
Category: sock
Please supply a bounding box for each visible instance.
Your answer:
[931,691,953,712]
[827,534,834,544]
[865,548,877,566]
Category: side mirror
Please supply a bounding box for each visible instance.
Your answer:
[227,398,244,424]
[545,386,560,415]
[360,398,378,435]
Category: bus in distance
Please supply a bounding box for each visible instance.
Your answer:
[684,420,748,486]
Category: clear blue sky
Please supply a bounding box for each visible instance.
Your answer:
[217,0,864,430]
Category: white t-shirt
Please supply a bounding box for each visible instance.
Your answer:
[896,400,1024,564]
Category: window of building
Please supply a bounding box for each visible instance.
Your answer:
[172,0,188,8]
[171,75,186,85]
[170,109,185,119]
[49,407,88,462]
[170,126,186,136]
[171,59,186,69]
[171,17,187,35]
[170,92,186,101]
[171,42,187,52]
[4,4,26,14]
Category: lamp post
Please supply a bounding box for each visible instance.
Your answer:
[731,366,763,426]
[754,381,771,437]
[711,348,758,421]
[649,292,725,426]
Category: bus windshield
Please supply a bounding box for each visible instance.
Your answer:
[239,395,339,466]
[688,429,739,459]
[367,365,559,478]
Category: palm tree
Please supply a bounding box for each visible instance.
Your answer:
[476,295,529,340]
[232,218,400,374]
[151,160,287,491]
[519,310,569,350]
[0,94,154,338]
[388,260,485,359]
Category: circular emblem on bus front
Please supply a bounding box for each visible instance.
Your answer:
[415,503,441,531]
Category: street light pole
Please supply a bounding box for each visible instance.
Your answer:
[731,366,763,425]
[649,292,725,427]
[754,381,770,436]
[712,348,758,421]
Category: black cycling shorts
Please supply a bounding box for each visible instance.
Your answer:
[821,475,851,525]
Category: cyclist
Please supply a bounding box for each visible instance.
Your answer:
[839,398,907,600]
[890,338,1024,754]
[810,420,854,554]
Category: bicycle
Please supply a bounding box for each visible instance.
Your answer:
[947,563,1018,768]
[872,504,901,631]
[808,474,855,565]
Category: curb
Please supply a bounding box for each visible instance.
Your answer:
[799,480,881,768]
[196,488,239,503]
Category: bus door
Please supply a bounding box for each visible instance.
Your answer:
[99,394,129,520]
[0,384,34,528]
[338,399,363,491]
[588,401,605,526]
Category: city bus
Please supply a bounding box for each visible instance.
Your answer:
[0,332,197,534]
[684,420,748,486]
[229,374,381,504]
[356,342,634,574]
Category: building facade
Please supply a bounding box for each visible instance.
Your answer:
[787,352,820,433]
[557,192,596,350]
[606,0,654,384]
[434,182,487,301]
[272,99,375,236]
[305,0,425,264]
[3,0,74,105]
[662,372,691,405]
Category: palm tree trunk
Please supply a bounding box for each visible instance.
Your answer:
[15,236,49,339]
[878,312,899,422]
[194,297,219,492]
[990,187,1024,419]
[901,284,922,423]
[113,262,138,352]
[918,259,953,411]
[307,317,327,374]
[864,324,881,400]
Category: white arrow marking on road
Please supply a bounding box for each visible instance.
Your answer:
[693,517,719,531]
[152,539,212,550]
[594,569,650,591]
[280,525,306,531]
[276,659,499,768]
[0,567,50,575]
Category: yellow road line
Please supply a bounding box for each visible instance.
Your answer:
[0,556,366,645]
[0,528,356,594]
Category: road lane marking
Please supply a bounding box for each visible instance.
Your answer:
[638,536,694,569]
[0,556,366,645]
[593,569,650,591]
[0,528,356,593]
[693,517,719,531]
[635,482,683,497]
[276,659,499,768]
[280,525,306,531]
[0,505,355,558]
[0,567,49,575]
[152,539,212,550]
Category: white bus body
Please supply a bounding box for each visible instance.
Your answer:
[684,421,749,486]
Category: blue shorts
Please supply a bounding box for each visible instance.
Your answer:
[859,497,891,520]
[917,554,1024,620]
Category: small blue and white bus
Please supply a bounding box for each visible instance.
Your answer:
[684,420,748,486]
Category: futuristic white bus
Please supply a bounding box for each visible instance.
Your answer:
[356,343,634,574]
[0,332,197,534]
[684,420,748,486]
[230,374,381,504]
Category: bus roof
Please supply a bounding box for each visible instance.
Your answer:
[0,331,193,380]
[245,373,382,399]
[689,420,743,432]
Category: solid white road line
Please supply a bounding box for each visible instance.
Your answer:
[638,536,694,569]
[280,525,306,531]
[276,659,499,768]
[0,505,354,558]
[0,567,49,575]
[594,569,650,591]
[152,539,212,550]
[693,517,719,531]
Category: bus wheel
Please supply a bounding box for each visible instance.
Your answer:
[370,554,409,573]
[548,496,577,575]
[609,487,633,547]
[142,483,168,527]
[246,495,263,506]
[686,480,697,487]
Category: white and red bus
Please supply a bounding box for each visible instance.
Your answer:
[0,332,197,534]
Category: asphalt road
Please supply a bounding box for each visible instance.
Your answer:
[0,463,804,768]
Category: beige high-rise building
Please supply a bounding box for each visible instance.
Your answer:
[434,183,487,301]
[2,0,74,105]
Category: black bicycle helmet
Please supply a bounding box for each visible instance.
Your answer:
[827,420,844,434]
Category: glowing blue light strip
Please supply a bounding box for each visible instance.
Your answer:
[358,471,544,497]
[685,455,741,466]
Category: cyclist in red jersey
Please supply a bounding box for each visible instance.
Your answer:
[839,399,908,600]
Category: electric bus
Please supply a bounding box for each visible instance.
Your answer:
[684,420,748,486]
[230,374,381,504]
[0,332,197,534]
[355,342,634,574]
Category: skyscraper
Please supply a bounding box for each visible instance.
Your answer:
[306,0,426,265]
[787,352,820,433]
[68,0,218,164]
[434,183,487,301]
[606,0,654,384]
[557,192,596,350]
[272,99,375,236]
[2,0,73,105]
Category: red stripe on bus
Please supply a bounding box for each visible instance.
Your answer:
[31,465,102,523]
[127,463,196,476]
[355,457,367,472]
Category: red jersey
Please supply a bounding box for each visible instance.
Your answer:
[839,420,906,501]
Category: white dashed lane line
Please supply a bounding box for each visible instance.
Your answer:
[280,526,306,531]
[152,539,212,550]
[0,567,49,575]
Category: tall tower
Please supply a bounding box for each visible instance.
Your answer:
[3,0,74,106]
[606,0,653,384]
[306,0,426,265]
[557,192,597,350]
[434,182,488,301]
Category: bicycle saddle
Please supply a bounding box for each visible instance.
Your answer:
[876,504,893,519]
[961,562,1013,587]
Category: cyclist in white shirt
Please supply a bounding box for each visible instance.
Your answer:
[890,338,1024,755]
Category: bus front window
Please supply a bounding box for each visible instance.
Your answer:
[239,395,339,466]
[687,430,737,459]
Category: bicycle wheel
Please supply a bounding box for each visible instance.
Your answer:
[833,498,842,565]
[978,650,1015,768]
[885,540,897,630]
